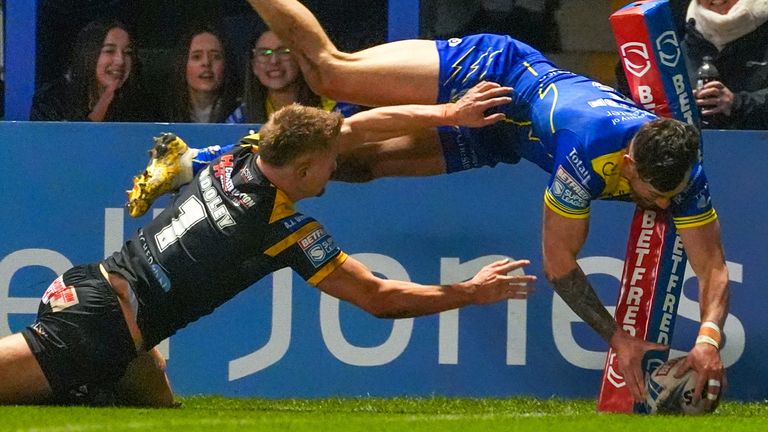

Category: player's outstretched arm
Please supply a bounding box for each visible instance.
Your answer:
[542,206,667,402]
[336,81,512,150]
[317,256,535,319]
[676,219,729,405]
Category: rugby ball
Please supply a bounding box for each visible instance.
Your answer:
[644,356,719,415]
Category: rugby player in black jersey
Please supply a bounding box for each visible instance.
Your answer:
[0,82,535,407]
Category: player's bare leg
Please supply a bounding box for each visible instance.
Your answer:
[0,333,53,404]
[116,348,175,407]
[246,0,440,106]
[334,129,446,182]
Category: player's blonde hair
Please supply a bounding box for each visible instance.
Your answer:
[258,104,344,167]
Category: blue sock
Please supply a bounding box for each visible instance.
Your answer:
[191,144,237,174]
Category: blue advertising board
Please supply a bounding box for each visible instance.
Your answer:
[0,122,764,400]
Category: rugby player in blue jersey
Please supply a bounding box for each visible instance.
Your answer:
[237,0,729,406]
[0,88,536,406]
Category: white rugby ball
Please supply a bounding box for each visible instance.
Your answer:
[644,356,720,415]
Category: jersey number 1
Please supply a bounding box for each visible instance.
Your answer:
[155,196,207,252]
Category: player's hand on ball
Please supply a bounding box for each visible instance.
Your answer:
[465,258,536,304]
[676,344,725,408]
[447,81,513,127]
[610,330,669,402]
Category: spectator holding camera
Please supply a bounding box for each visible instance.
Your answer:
[30,19,149,122]
[684,0,768,130]
[164,24,239,123]
[226,29,358,124]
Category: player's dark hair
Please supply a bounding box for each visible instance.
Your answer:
[258,104,343,166]
[631,118,699,192]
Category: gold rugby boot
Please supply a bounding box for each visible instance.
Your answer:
[126,133,194,217]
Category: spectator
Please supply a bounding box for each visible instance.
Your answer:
[164,24,239,123]
[683,0,768,130]
[226,29,358,124]
[29,19,149,122]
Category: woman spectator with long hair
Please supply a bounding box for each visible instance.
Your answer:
[164,24,238,123]
[226,29,358,124]
[30,19,148,121]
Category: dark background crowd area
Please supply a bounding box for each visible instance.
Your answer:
[3,0,766,129]
[32,0,564,101]
[34,0,390,101]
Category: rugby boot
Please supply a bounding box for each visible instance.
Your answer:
[126,133,195,217]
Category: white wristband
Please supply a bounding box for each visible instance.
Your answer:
[696,335,720,350]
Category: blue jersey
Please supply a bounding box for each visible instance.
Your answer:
[435,34,716,228]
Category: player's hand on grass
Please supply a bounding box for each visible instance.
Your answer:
[610,330,668,402]
[463,258,536,304]
[676,343,725,408]
[447,81,513,127]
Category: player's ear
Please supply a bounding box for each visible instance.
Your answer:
[621,153,637,179]
[297,164,309,178]
[292,155,312,179]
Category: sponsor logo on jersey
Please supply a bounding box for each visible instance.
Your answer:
[696,192,710,209]
[213,154,256,209]
[308,244,326,262]
[567,148,592,185]
[199,168,236,230]
[31,322,47,337]
[448,37,462,47]
[139,231,156,265]
[151,263,172,292]
[213,154,234,179]
[587,98,624,108]
[299,228,338,268]
[551,166,590,209]
[620,42,651,78]
[239,167,254,182]
[299,228,326,249]
[42,276,79,312]
[600,161,618,177]
[591,81,619,93]
[655,31,680,68]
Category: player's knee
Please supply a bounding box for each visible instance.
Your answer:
[332,156,376,183]
[305,52,356,101]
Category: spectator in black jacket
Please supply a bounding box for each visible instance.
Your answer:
[30,19,150,122]
[163,23,239,123]
[684,0,768,130]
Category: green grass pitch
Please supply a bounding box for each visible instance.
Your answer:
[0,397,766,431]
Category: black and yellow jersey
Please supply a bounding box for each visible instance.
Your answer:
[104,141,346,349]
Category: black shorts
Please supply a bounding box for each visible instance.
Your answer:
[20,263,137,405]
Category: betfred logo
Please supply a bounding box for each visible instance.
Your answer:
[299,228,325,249]
[620,42,651,78]
[655,31,680,68]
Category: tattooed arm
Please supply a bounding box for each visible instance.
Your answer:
[549,267,618,341]
[542,205,666,401]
